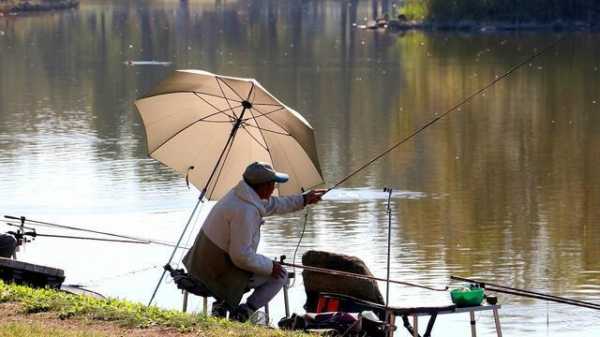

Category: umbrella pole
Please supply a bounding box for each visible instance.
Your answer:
[147,196,204,307]
[147,103,251,307]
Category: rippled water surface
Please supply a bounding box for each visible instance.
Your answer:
[1,1,600,336]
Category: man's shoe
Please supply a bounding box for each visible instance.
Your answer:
[211,300,228,318]
[231,303,255,323]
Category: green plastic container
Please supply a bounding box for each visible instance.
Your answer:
[450,288,485,307]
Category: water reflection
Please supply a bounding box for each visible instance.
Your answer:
[1,0,600,336]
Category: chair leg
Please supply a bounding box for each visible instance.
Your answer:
[470,311,477,337]
[182,291,188,312]
[401,315,422,337]
[413,315,419,337]
[385,310,396,337]
[493,307,503,337]
[265,303,270,325]
[283,278,290,318]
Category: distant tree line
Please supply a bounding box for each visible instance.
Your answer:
[0,0,78,13]
[402,0,600,23]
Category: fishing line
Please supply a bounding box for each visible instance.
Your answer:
[28,233,148,244]
[325,34,567,194]
[281,261,447,292]
[289,208,310,288]
[77,264,163,287]
[451,275,600,310]
[174,206,204,270]
[290,35,567,292]
[4,216,186,249]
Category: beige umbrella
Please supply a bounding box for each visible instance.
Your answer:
[134,69,323,200]
[136,69,324,306]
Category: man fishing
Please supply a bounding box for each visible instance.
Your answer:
[182,162,325,321]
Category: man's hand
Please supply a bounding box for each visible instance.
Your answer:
[303,189,326,206]
[271,261,286,279]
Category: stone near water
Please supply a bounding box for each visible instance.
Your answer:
[302,250,384,311]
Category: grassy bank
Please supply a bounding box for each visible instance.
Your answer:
[398,0,599,26]
[0,322,106,337]
[0,281,308,337]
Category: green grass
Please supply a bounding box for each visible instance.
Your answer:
[0,281,309,337]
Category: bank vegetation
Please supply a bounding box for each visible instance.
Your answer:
[0,281,308,337]
[399,0,599,29]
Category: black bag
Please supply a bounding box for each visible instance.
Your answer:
[279,311,386,337]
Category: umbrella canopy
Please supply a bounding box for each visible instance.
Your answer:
[134,69,323,200]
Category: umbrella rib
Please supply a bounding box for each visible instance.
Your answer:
[139,90,242,103]
[242,106,285,122]
[250,102,284,107]
[197,106,242,122]
[245,105,293,138]
[215,78,241,120]
[238,86,274,146]
[242,123,291,136]
[206,82,255,199]
[201,120,241,124]
[279,136,305,192]
[191,91,242,103]
[141,94,236,128]
[194,92,237,121]
[216,76,246,102]
[149,110,237,156]
[247,108,276,171]
[207,131,237,200]
[240,125,269,151]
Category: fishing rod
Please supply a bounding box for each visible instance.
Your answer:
[280,259,448,292]
[4,222,154,244]
[451,275,600,311]
[290,35,567,298]
[27,232,148,244]
[452,275,600,307]
[325,34,567,193]
[3,215,188,249]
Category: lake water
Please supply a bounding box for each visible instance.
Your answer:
[1,1,600,336]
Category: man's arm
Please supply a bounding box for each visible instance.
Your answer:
[228,209,273,276]
[263,189,327,216]
[263,194,304,216]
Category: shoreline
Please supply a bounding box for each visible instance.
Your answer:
[359,19,599,33]
[0,281,309,337]
[0,0,79,15]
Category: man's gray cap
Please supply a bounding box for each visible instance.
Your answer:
[243,162,289,185]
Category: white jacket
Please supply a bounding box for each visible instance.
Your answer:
[202,180,305,276]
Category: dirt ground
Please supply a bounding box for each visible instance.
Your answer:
[0,303,196,337]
